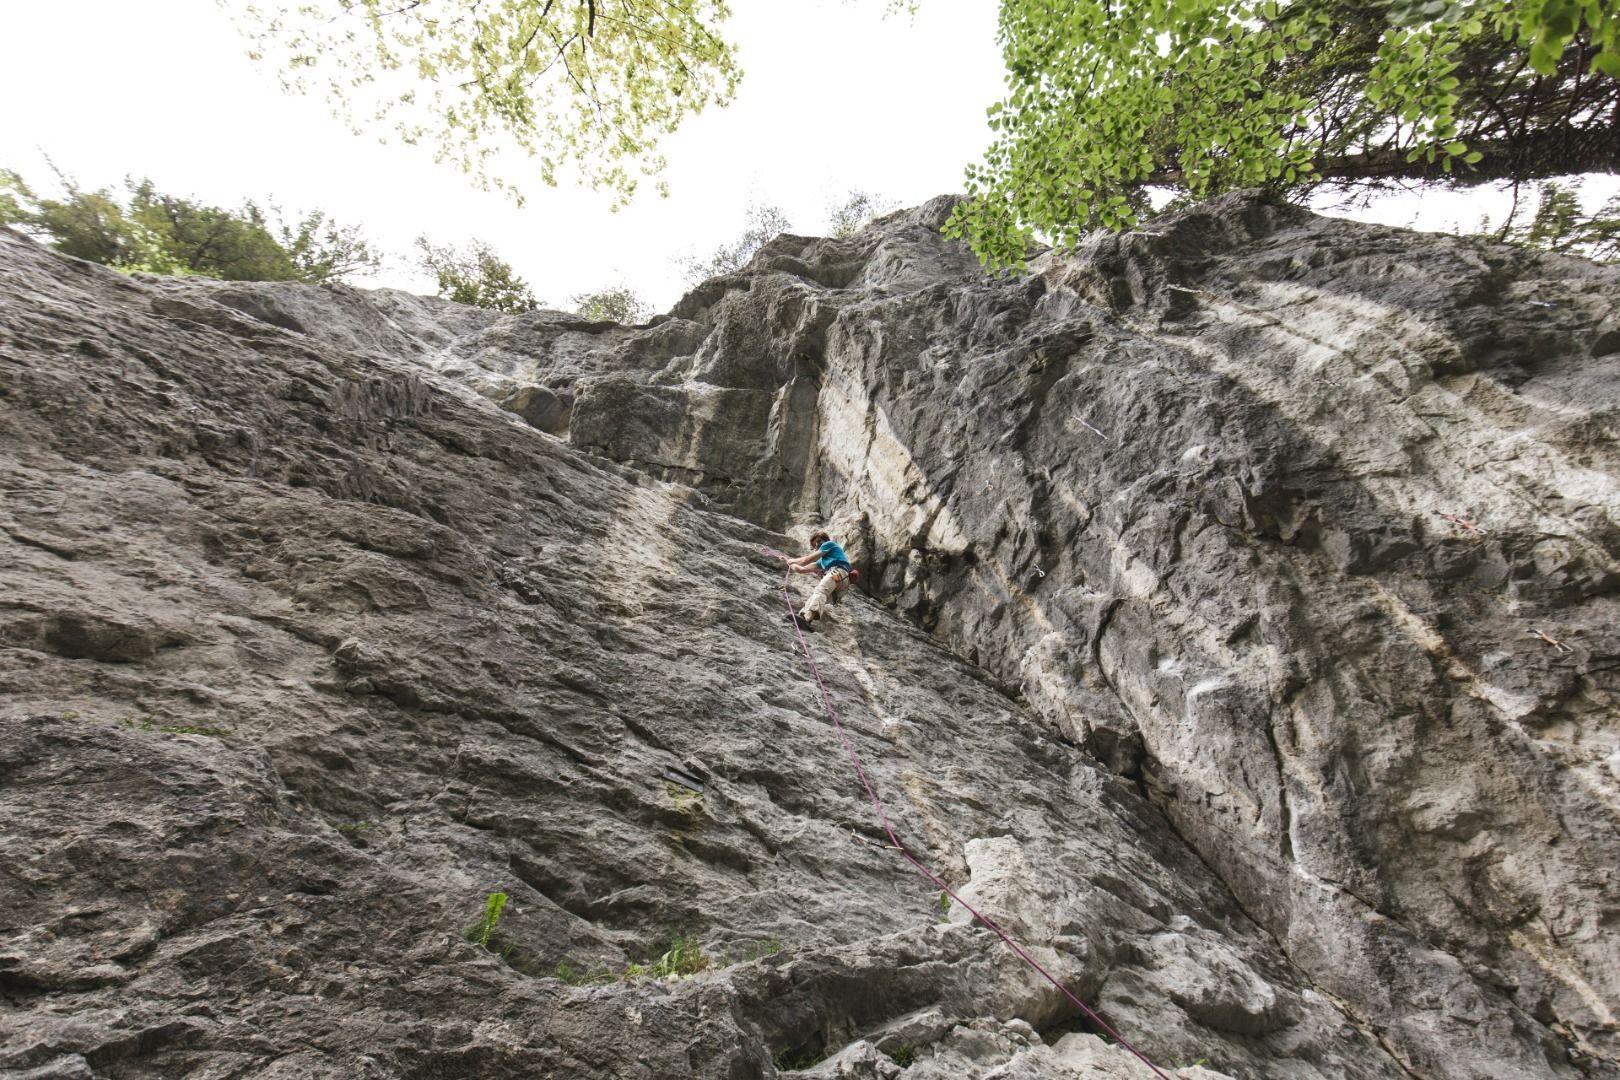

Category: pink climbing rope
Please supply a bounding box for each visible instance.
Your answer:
[771,553,1172,1080]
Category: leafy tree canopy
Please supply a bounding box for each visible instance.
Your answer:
[948,0,1620,268]
[675,193,899,288]
[415,236,541,312]
[235,0,742,206]
[277,207,391,282]
[1,169,153,268]
[1493,178,1620,260]
[1,167,380,282]
[571,284,651,322]
[826,188,898,237]
[676,203,792,283]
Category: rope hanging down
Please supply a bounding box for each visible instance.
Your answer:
[772,556,1171,1080]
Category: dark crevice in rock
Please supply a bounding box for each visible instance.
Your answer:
[1143,799,1426,1080]
[1261,706,1297,865]
[0,526,80,561]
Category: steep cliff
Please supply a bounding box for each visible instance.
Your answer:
[1,190,1616,1080]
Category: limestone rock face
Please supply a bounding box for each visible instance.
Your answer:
[2,188,1617,1080]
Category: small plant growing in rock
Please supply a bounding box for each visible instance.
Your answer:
[774,1046,821,1072]
[162,723,233,737]
[465,891,508,950]
[936,891,952,922]
[116,712,231,737]
[558,933,731,985]
[335,821,373,835]
[650,932,709,977]
[886,1044,918,1067]
[554,961,615,986]
[663,781,704,812]
[730,936,784,964]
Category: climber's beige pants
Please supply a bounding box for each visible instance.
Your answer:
[799,567,849,619]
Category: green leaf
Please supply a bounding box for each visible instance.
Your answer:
[946,0,1609,267]
[236,0,742,207]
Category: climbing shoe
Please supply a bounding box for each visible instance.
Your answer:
[791,613,816,633]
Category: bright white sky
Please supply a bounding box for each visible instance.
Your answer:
[1,0,1009,310]
[1,1,1612,312]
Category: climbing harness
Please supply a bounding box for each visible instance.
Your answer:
[831,566,858,604]
[769,552,1172,1080]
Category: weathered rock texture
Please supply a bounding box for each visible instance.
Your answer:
[2,189,1617,1080]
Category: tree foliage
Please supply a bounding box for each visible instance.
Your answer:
[676,203,792,283]
[571,284,651,322]
[949,0,1620,268]
[236,0,742,206]
[277,207,391,282]
[0,167,380,282]
[1497,178,1620,260]
[1,169,156,268]
[826,188,898,237]
[415,236,541,312]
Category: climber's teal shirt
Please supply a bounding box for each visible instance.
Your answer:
[817,540,851,573]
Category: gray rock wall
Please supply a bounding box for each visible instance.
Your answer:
[816,196,1620,1079]
[2,188,1616,1080]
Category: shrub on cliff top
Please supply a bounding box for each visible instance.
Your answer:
[0,166,380,283]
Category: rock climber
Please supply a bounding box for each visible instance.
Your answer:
[787,531,852,631]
